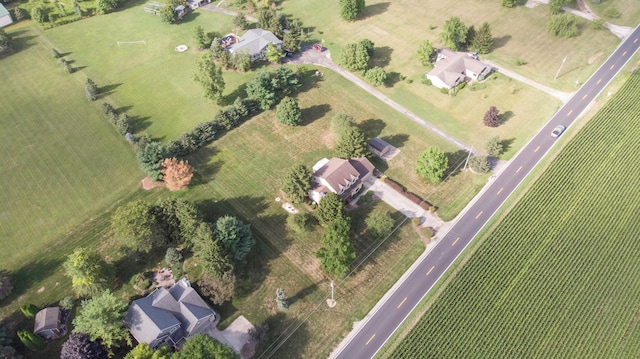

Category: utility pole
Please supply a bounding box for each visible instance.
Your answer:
[463,147,473,171]
[554,56,567,81]
[327,281,336,308]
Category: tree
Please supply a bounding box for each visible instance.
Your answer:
[136,141,170,180]
[116,113,131,135]
[549,0,568,14]
[365,66,387,86]
[161,158,194,191]
[548,13,578,38]
[192,223,233,277]
[276,96,302,126]
[173,334,238,359]
[440,17,468,51]
[339,0,365,21]
[272,66,301,97]
[20,304,39,319]
[160,4,175,24]
[365,210,395,238]
[469,155,491,173]
[14,7,26,21]
[111,200,165,253]
[72,1,82,16]
[415,146,448,183]
[340,41,371,72]
[233,12,249,30]
[0,325,17,359]
[0,270,12,299]
[95,0,117,14]
[17,330,45,350]
[72,290,131,351]
[264,42,283,63]
[194,26,208,49]
[61,333,108,359]
[275,288,289,311]
[286,212,312,233]
[483,106,500,127]
[282,31,301,53]
[416,40,434,66]
[471,22,494,54]
[164,247,183,267]
[0,29,11,54]
[335,126,369,159]
[485,136,504,157]
[232,52,251,72]
[215,215,254,262]
[85,78,98,101]
[60,296,75,310]
[30,6,48,24]
[193,53,225,102]
[331,113,356,140]
[246,71,278,110]
[125,343,171,359]
[63,248,110,297]
[316,217,355,278]
[282,164,312,203]
[501,0,517,7]
[199,271,236,305]
[315,192,346,225]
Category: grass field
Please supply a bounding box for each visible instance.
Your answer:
[380,70,640,358]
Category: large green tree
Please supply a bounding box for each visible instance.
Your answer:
[365,210,395,238]
[264,43,284,63]
[95,0,117,14]
[136,141,170,180]
[485,136,504,157]
[416,40,434,66]
[316,217,355,278]
[215,215,255,262]
[415,146,448,183]
[125,342,171,359]
[339,0,365,21]
[246,71,278,110]
[191,223,233,277]
[63,248,110,297]
[365,66,387,86]
[173,334,238,359]
[548,13,578,38]
[340,40,372,72]
[198,271,236,305]
[471,22,494,54]
[160,4,175,24]
[72,290,130,351]
[315,192,346,225]
[111,200,165,253]
[440,17,468,51]
[335,126,369,159]
[282,164,312,203]
[61,333,108,359]
[272,66,302,97]
[193,53,225,102]
[276,96,302,126]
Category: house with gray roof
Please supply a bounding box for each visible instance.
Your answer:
[227,29,282,61]
[0,4,13,28]
[426,49,491,90]
[308,157,375,204]
[124,277,216,349]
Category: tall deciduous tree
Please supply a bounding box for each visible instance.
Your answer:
[162,158,194,191]
[276,96,302,126]
[282,164,312,203]
[548,13,578,38]
[63,248,110,297]
[335,127,369,159]
[264,43,283,64]
[316,217,355,278]
[483,106,500,127]
[416,40,434,66]
[440,17,468,51]
[192,223,233,277]
[315,192,346,225]
[471,22,494,54]
[365,66,386,86]
[339,0,365,21]
[246,71,278,110]
[137,141,170,180]
[215,215,254,262]
[73,290,130,351]
[272,66,301,97]
[193,53,225,102]
[365,210,395,238]
[340,41,371,72]
[485,136,504,157]
[111,200,165,253]
[160,4,175,24]
[61,333,108,359]
[415,146,448,183]
[173,334,238,359]
[198,271,236,305]
[124,342,171,359]
[30,6,48,24]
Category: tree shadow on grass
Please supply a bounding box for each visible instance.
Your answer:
[186,146,223,186]
[492,34,511,50]
[359,2,390,20]
[288,282,318,306]
[444,149,469,178]
[112,246,166,294]
[130,116,152,133]
[257,312,309,358]
[300,104,331,125]
[99,83,121,97]
[10,33,38,52]
[500,137,516,154]
[115,105,134,114]
[2,258,64,303]
[500,110,514,125]
[220,83,248,106]
[370,46,393,68]
[384,71,403,87]
[296,66,322,94]
[381,133,409,148]
[196,195,270,223]
[180,11,201,24]
[359,118,386,138]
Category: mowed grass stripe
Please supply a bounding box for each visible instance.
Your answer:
[385,71,640,358]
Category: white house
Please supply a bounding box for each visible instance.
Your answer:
[0,4,13,28]
[308,157,375,204]
[227,29,282,61]
[426,49,491,89]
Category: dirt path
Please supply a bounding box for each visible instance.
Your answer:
[288,46,473,152]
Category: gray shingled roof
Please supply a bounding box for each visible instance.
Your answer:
[227,29,282,57]
[34,307,60,334]
[0,4,9,18]
[427,49,489,88]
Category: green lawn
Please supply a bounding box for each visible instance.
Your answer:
[590,0,640,27]
[380,71,640,358]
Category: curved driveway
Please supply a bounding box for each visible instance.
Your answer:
[330,25,640,359]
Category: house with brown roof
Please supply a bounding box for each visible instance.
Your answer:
[308,157,375,204]
[124,277,216,349]
[34,307,63,340]
[426,49,492,90]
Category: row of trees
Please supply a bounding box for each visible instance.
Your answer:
[439,17,494,54]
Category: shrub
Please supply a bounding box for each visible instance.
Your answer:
[411,217,422,226]
[20,304,39,319]
[440,87,449,94]
[60,296,75,310]
[469,155,491,173]
[18,330,45,350]
[420,227,434,238]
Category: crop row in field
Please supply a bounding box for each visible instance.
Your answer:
[385,71,640,358]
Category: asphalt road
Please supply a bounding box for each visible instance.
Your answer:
[331,25,640,359]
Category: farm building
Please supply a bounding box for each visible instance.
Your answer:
[0,4,13,28]
[426,49,491,90]
[308,157,375,204]
[227,29,282,61]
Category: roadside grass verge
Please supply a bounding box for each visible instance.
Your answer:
[380,70,640,358]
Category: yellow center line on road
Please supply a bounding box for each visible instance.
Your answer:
[366,334,376,346]
[516,166,523,173]
[597,79,602,84]
[497,187,504,195]
[582,94,588,100]
[475,211,483,219]
[426,266,435,276]
[534,146,540,152]
[397,297,407,309]
[610,65,615,70]
[452,237,460,246]
[622,51,627,56]
[567,110,573,116]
